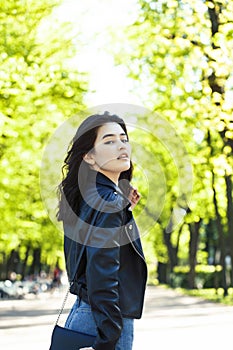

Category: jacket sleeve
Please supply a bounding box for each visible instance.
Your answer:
[86,201,124,350]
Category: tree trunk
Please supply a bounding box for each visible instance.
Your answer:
[225,173,233,286]
[29,248,41,276]
[188,220,201,289]
[0,252,7,280]
[162,210,185,285]
[21,245,31,280]
[144,206,180,285]
[6,249,20,278]
[212,170,228,296]
[157,261,167,284]
[163,229,178,273]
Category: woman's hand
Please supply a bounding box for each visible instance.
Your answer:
[128,186,141,210]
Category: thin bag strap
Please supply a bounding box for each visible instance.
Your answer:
[55,239,87,325]
[54,282,72,326]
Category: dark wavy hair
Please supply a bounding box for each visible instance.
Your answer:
[56,111,133,222]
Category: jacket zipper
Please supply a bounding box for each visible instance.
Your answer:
[115,189,147,264]
[125,226,147,263]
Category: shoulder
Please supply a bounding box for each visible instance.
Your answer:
[98,187,124,208]
[83,183,124,212]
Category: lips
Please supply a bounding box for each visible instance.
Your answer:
[117,153,129,159]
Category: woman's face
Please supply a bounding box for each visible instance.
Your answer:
[84,122,131,184]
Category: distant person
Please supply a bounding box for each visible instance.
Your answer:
[52,265,61,288]
[57,112,147,350]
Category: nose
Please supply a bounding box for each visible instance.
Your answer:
[118,139,126,149]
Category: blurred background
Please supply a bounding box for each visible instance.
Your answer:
[0,0,233,303]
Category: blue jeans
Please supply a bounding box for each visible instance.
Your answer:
[65,297,134,350]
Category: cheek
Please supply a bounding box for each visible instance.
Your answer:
[94,146,113,163]
[127,143,132,155]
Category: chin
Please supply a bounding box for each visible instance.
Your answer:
[121,164,131,172]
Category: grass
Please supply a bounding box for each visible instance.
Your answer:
[174,287,233,306]
[148,278,233,306]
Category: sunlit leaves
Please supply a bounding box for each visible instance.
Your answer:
[0,0,88,270]
[113,0,233,270]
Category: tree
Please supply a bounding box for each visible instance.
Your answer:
[113,0,233,290]
[0,0,88,279]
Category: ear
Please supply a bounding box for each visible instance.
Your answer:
[83,152,95,165]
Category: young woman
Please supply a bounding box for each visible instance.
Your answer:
[57,112,147,350]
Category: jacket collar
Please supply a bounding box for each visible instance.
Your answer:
[88,170,119,192]
[88,170,131,205]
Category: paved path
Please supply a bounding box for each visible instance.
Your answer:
[0,285,232,349]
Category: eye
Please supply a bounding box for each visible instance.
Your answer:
[121,138,129,143]
[104,140,115,144]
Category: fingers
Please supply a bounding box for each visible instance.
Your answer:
[129,187,140,201]
[128,187,141,209]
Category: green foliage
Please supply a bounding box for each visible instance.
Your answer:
[171,264,222,289]
[0,0,88,277]
[113,0,233,279]
[177,287,233,306]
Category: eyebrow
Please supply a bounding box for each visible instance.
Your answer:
[102,133,126,140]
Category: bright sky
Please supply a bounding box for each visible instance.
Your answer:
[55,0,142,107]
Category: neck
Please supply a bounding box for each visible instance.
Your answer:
[97,170,119,185]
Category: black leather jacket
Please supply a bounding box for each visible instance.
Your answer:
[63,170,147,350]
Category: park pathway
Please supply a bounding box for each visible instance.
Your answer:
[0,285,233,349]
